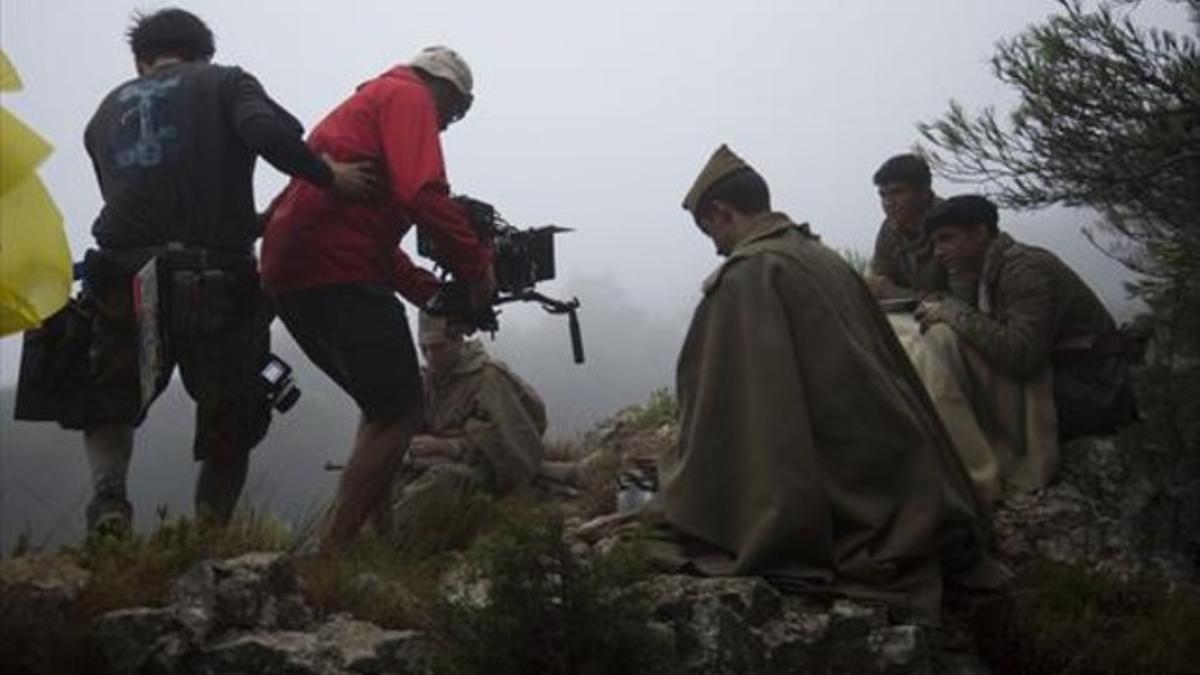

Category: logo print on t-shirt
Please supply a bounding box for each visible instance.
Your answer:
[114,76,182,168]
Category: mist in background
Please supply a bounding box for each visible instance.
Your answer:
[1,0,1189,548]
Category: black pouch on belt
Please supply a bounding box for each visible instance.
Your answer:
[13,297,94,426]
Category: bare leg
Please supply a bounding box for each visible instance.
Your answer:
[195,452,250,526]
[84,424,135,533]
[321,407,422,549]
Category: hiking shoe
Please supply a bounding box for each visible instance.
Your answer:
[87,497,132,539]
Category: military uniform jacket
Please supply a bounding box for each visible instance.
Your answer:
[659,212,990,622]
[422,341,547,494]
[870,218,948,299]
[937,233,1131,433]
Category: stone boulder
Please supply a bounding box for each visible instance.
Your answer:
[993,436,1196,582]
[0,555,92,674]
[647,575,932,675]
[90,552,433,675]
[189,617,428,675]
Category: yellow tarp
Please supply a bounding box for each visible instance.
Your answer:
[0,106,53,193]
[0,49,22,92]
[0,48,72,336]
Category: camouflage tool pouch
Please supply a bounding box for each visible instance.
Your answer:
[168,268,236,335]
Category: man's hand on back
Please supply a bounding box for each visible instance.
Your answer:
[323,154,380,200]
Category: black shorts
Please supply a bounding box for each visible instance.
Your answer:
[274,283,421,422]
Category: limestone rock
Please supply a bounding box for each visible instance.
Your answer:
[193,631,325,675]
[0,554,90,625]
[647,574,932,675]
[0,555,91,673]
[316,615,431,674]
[171,551,314,640]
[92,607,181,674]
[994,436,1195,582]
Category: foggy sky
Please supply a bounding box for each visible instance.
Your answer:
[1,1,1192,546]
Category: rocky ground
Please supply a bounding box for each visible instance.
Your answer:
[2,404,1197,674]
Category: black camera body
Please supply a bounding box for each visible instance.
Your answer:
[417,196,584,364]
[260,353,301,413]
[417,197,563,295]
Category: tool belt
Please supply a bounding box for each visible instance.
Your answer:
[90,244,259,336]
[13,244,261,425]
[99,243,255,272]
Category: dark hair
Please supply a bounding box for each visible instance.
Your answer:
[696,168,771,218]
[923,194,999,236]
[126,8,215,63]
[872,153,931,190]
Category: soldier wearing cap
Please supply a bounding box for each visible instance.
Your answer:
[909,195,1138,501]
[261,47,497,548]
[383,312,547,538]
[649,145,1006,625]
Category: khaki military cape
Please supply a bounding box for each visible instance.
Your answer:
[652,213,993,623]
[387,341,548,537]
[421,340,547,493]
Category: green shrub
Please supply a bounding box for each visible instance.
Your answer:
[977,559,1200,675]
[296,490,504,630]
[627,387,677,431]
[434,506,670,675]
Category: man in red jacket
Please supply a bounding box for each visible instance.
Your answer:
[261,46,495,547]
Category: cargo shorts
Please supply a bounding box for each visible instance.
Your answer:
[80,249,273,461]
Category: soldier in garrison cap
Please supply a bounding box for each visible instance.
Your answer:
[380,311,547,539]
[645,144,1008,626]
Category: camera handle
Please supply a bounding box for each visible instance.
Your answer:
[495,290,585,364]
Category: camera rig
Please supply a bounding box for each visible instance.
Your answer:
[417,196,585,364]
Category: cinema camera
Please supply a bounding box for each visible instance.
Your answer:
[417,196,585,364]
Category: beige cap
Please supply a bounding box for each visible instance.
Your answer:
[410,46,473,99]
[682,144,752,214]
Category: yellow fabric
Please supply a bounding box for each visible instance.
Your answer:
[0,173,70,335]
[1,107,53,193]
[0,49,22,91]
[0,49,72,336]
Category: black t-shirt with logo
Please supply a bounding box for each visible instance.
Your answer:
[85,61,331,252]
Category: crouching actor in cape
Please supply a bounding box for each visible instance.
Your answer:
[379,312,547,539]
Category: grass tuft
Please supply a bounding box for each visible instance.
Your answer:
[977,559,1200,675]
[70,508,292,618]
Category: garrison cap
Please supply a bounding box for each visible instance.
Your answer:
[682,144,752,214]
